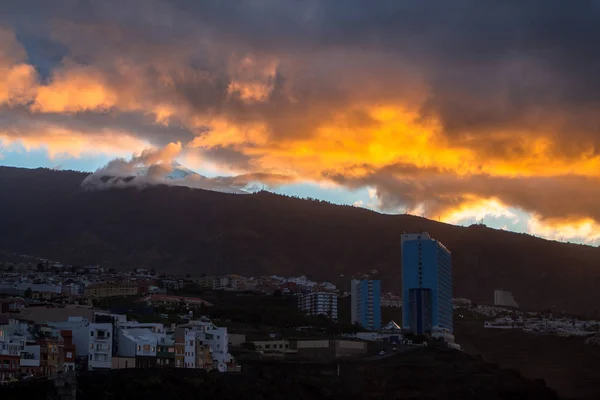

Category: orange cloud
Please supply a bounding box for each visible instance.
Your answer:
[0,128,150,159]
[528,216,600,244]
[32,65,117,113]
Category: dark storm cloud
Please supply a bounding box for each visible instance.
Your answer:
[328,163,600,222]
[3,0,598,144]
[0,108,195,147]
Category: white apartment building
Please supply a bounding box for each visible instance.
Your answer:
[175,327,197,369]
[298,292,338,321]
[115,321,166,359]
[179,319,233,372]
[117,329,158,358]
[48,317,112,370]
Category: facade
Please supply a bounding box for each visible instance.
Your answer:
[350,279,381,330]
[494,289,519,309]
[85,281,138,298]
[252,340,290,353]
[0,323,25,381]
[401,232,453,335]
[48,318,112,370]
[19,345,41,376]
[174,327,196,368]
[157,341,176,367]
[62,330,76,372]
[298,292,338,321]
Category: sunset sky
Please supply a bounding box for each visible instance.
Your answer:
[2,1,600,243]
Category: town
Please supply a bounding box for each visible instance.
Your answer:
[1,232,598,390]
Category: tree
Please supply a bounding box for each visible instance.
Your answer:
[24,288,33,299]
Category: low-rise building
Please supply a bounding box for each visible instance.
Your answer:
[137,295,213,310]
[85,281,138,298]
[252,340,290,353]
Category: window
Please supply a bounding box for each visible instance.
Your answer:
[89,354,92,360]
[90,344,94,349]
[66,352,73,358]
[137,345,141,352]
[107,332,110,338]
[189,340,193,346]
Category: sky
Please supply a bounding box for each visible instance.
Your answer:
[2,1,600,244]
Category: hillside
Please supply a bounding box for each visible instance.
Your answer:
[1,166,600,315]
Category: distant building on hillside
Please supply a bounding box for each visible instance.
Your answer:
[350,279,381,330]
[494,289,519,309]
[85,281,138,298]
[298,292,338,321]
[401,232,453,336]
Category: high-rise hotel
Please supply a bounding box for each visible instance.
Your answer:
[401,232,453,336]
[350,279,381,331]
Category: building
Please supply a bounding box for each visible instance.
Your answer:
[0,325,22,381]
[289,339,367,361]
[174,327,196,369]
[298,292,338,321]
[48,317,112,370]
[19,345,41,377]
[401,232,453,335]
[85,281,138,298]
[350,279,381,330]
[494,289,519,309]
[156,335,176,367]
[178,319,233,372]
[136,295,213,309]
[62,330,76,372]
[114,321,165,368]
[0,298,25,313]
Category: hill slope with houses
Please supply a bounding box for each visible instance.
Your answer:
[1,166,600,315]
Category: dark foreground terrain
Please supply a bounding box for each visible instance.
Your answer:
[457,321,600,400]
[0,347,559,400]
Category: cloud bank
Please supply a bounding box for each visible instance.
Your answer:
[2,1,600,241]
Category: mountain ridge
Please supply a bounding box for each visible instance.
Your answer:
[1,165,599,316]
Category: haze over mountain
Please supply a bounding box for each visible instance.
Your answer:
[1,166,599,316]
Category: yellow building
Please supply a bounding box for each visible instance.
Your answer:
[85,281,138,298]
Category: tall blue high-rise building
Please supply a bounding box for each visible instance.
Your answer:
[401,232,452,335]
[350,279,381,331]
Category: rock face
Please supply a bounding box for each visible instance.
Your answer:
[0,348,559,400]
[2,165,600,315]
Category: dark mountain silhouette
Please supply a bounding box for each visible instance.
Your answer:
[1,166,599,315]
